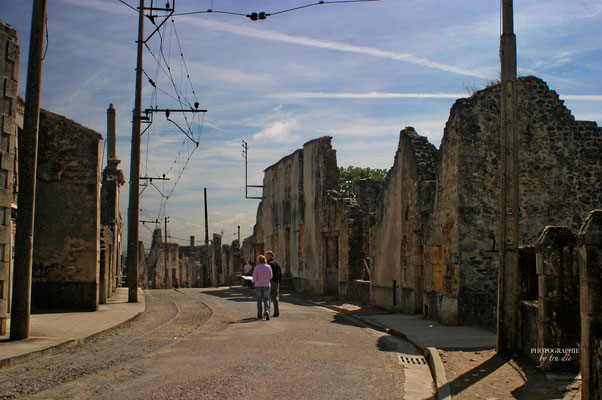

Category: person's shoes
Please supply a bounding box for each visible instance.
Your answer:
[273,313,279,317]
[265,311,270,320]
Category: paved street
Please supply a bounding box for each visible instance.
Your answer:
[0,288,434,399]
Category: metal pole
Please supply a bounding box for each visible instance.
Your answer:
[237,225,240,244]
[125,0,144,303]
[164,216,169,287]
[10,0,47,341]
[242,140,248,198]
[497,0,519,354]
[204,188,209,245]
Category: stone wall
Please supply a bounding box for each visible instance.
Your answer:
[534,226,580,371]
[178,236,209,288]
[245,136,370,297]
[369,76,602,331]
[371,128,437,313]
[32,110,102,311]
[0,20,19,333]
[578,210,602,400]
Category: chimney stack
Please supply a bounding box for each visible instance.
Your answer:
[107,104,116,161]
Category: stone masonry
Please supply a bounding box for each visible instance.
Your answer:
[32,109,102,311]
[370,76,602,331]
[244,136,369,298]
[0,20,19,334]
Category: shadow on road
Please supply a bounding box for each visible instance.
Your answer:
[228,317,260,324]
[199,287,256,303]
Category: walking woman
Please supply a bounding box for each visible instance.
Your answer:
[252,255,273,320]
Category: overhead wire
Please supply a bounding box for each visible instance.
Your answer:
[172,0,382,18]
[137,11,205,225]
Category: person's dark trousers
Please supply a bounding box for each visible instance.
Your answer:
[270,282,280,316]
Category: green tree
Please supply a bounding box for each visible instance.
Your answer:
[339,166,387,197]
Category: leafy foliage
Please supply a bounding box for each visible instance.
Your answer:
[339,166,387,197]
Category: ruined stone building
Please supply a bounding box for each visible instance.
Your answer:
[179,235,208,287]
[142,229,242,288]
[32,109,103,311]
[0,21,20,334]
[371,76,601,331]
[143,229,171,289]
[100,104,125,303]
[243,137,368,299]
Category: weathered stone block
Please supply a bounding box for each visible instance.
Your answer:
[3,78,17,99]
[2,114,15,135]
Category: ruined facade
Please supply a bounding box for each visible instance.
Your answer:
[99,104,125,303]
[244,137,367,298]
[142,229,241,288]
[32,109,102,311]
[179,236,208,288]
[370,76,602,330]
[0,20,19,334]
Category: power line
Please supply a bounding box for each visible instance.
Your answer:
[173,0,382,20]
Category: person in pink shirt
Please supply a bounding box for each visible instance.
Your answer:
[252,255,273,320]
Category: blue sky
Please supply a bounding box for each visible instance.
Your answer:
[1,0,601,248]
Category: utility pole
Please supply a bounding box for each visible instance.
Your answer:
[204,188,209,246]
[497,0,520,354]
[10,0,47,341]
[237,225,240,244]
[125,0,145,303]
[242,140,263,199]
[164,216,169,287]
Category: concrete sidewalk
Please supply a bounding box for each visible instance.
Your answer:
[355,313,496,351]
[0,287,145,368]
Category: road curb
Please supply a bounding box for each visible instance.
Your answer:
[424,347,452,400]
[347,317,453,400]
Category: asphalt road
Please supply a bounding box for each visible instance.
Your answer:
[0,288,428,399]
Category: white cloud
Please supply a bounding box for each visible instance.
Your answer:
[253,119,298,142]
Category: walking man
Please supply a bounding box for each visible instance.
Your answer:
[266,251,282,317]
[252,255,272,320]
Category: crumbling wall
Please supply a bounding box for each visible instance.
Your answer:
[371,128,437,313]
[452,76,601,330]
[249,136,368,297]
[534,226,580,371]
[178,237,208,288]
[355,179,384,276]
[371,144,402,308]
[259,149,304,281]
[0,20,19,333]
[32,110,101,311]
[370,76,601,331]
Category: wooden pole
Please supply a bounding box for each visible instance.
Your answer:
[497,0,520,354]
[125,0,144,303]
[10,0,47,341]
